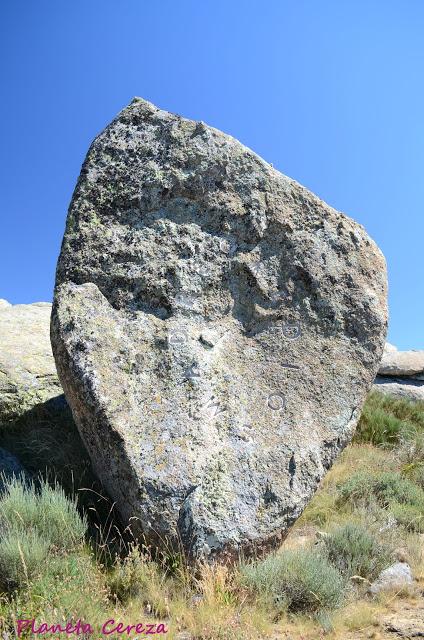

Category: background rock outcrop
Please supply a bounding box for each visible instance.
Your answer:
[0,301,97,498]
[374,343,424,401]
[0,301,62,423]
[51,98,388,560]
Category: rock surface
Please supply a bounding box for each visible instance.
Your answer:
[51,98,388,560]
[369,562,414,595]
[0,302,62,423]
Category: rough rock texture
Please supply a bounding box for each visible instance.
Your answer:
[374,343,424,402]
[369,562,414,595]
[51,98,388,560]
[0,302,62,423]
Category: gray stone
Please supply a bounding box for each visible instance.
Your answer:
[51,98,388,560]
[0,302,62,423]
[369,562,414,595]
[373,376,424,402]
[379,348,424,378]
[0,447,28,493]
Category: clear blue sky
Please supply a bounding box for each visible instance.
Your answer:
[1,1,423,349]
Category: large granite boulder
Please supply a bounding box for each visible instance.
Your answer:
[0,302,62,423]
[51,98,388,560]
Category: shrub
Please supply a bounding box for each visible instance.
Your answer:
[323,523,391,580]
[336,471,375,507]
[0,529,49,589]
[241,549,345,614]
[372,473,424,507]
[27,550,109,619]
[337,471,424,509]
[0,476,86,551]
[0,550,110,632]
[34,479,87,549]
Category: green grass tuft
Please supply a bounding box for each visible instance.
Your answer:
[0,476,87,550]
[389,502,424,533]
[355,392,424,445]
[0,529,50,590]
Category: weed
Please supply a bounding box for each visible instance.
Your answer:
[0,476,86,550]
[0,529,49,590]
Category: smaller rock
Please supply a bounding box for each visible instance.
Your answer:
[369,562,413,595]
[384,608,424,638]
[0,299,11,308]
[0,301,62,423]
[379,350,424,377]
[0,447,28,493]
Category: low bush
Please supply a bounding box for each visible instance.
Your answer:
[373,473,424,507]
[336,471,375,507]
[402,463,424,490]
[241,549,345,614]
[323,523,391,580]
[0,550,109,633]
[337,471,424,509]
[400,431,424,465]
